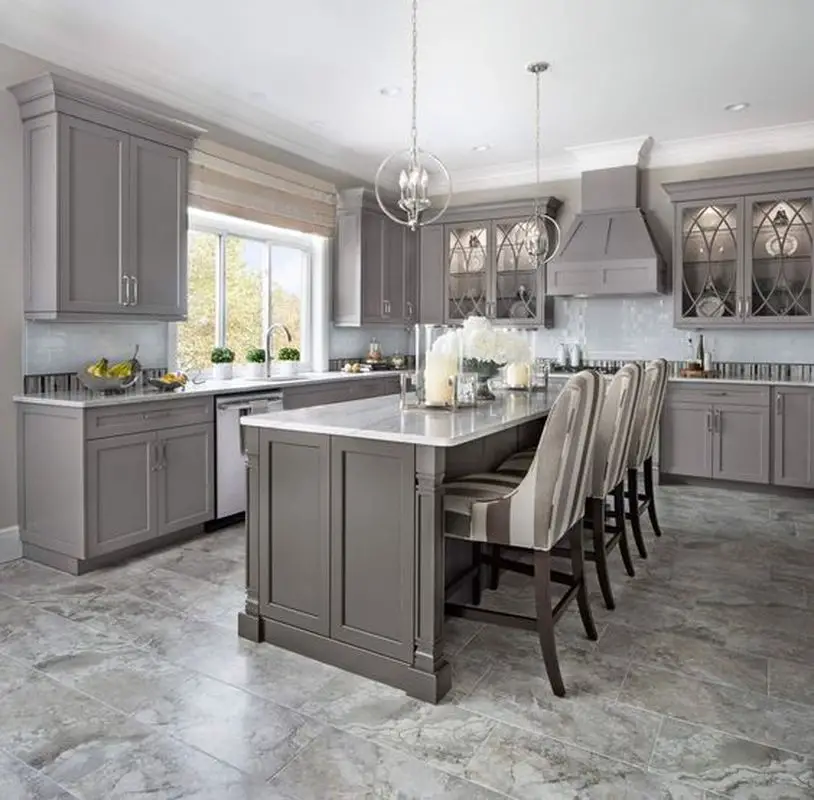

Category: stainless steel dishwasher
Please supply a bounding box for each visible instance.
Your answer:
[215,392,283,519]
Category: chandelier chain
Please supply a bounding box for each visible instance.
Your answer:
[534,68,541,200]
[410,0,418,157]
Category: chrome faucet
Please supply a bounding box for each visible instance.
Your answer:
[264,323,293,378]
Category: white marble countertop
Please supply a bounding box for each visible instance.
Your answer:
[13,370,404,409]
[241,391,557,447]
[548,373,814,388]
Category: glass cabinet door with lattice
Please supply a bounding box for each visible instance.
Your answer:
[675,200,743,326]
[492,218,545,325]
[744,195,814,324]
[445,223,489,321]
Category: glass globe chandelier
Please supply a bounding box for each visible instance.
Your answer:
[523,62,561,265]
[374,0,451,230]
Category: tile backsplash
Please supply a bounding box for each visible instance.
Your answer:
[329,324,413,360]
[25,321,169,374]
[533,296,814,363]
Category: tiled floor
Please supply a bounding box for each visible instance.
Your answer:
[0,484,813,799]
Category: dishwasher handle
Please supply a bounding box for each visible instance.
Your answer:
[217,394,283,412]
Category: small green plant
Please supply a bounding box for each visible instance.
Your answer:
[246,348,266,364]
[210,347,235,364]
[278,346,300,362]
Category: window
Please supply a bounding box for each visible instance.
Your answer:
[175,211,318,373]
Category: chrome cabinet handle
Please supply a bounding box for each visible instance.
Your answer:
[151,441,160,471]
[776,394,783,415]
[715,409,721,433]
[161,441,167,469]
[122,275,131,306]
[706,410,712,432]
[736,296,742,317]
[406,301,414,319]
[131,276,139,306]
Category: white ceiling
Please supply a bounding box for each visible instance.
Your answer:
[1,0,813,189]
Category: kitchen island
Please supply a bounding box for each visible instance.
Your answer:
[238,391,556,702]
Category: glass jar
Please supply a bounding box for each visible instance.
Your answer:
[410,324,463,409]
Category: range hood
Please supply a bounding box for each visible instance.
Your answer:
[547,165,666,296]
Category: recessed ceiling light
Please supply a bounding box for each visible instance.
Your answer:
[309,120,326,129]
[472,144,492,152]
[379,86,402,97]
[248,90,267,101]
[724,102,750,112]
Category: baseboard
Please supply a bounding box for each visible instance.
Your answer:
[0,526,22,564]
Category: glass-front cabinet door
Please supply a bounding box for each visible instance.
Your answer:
[745,195,814,323]
[676,201,742,325]
[446,223,488,320]
[493,218,542,324]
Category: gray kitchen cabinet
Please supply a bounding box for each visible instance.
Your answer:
[129,137,188,318]
[283,376,400,410]
[712,403,771,484]
[12,73,202,321]
[156,423,214,535]
[419,199,560,327]
[773,387,814,488]
[86,431,157,557]
[660,401,712,478]
[330,437,415,660]
[663,169,814,329]
[334,188,418,326]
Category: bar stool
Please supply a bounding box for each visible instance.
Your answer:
[442,370,604,697]
[500,364,642,610]
[626,359,669,554]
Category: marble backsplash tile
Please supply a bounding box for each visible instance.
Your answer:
[25,321,169,374]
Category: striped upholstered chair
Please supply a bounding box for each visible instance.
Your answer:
[625,359,669,556]
[499,364,643,611]
[442,370,604,697]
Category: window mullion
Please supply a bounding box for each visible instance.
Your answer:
[215,233,227,348]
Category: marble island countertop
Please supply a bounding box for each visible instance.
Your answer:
[549,372,814,388]
[13,370,405,409]
[241,391,557,447]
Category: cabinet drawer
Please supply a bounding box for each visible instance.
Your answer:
[85,397,213,439]
[667,383,770,407]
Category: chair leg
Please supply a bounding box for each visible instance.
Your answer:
[533,550,565,697]
[471,544,482,606]
[614,484,636,578]
[627,467,648,559]
[590,497,615,611]
[488,544,501,590]
[643,457,663,537]
[568,522,597,641]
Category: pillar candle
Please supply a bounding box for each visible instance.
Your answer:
[424,352,457,405]
[506,362,530,388]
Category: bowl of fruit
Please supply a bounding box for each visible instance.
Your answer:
[77,347,142,394]
[147,372,189,392]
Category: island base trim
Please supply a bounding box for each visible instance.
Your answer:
[263,616,452,703]
[237,611,263,642]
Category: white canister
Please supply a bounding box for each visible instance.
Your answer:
[212,363,233,381]
[569,344,582,369]
[555,342,567,366]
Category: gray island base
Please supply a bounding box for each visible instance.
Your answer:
[239,392,554,702]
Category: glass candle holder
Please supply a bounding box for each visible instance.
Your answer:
[501,328,534,391]
[412,324,462,410]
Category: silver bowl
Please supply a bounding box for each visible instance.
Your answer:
[76,365,141,395]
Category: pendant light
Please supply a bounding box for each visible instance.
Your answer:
[374,0,451,230]
[523,62,561,265]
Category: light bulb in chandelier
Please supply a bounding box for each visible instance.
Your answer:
[523,208,561,265]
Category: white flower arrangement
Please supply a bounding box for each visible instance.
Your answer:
[431,316,531,367]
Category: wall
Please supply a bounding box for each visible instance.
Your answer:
[329,325,412,361]
[455,153,814,364]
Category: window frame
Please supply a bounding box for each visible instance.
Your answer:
[175,210,317,372]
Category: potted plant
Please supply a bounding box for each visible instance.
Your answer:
[277,346,300,377]
[245,347,266,379]
[211,347,235,380]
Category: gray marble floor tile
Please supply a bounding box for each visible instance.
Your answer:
[122,566,216,614]
[300,670,494,775]
[443,616,483,657]
[597,623,769,694]
[619,664,814,756]
[769,656,814,708]
[0,651,38,694]
[151,547,244,585]
[0,561,85,601]
[650,718,814,798]
[181,525,245,558]
[132,671,324,779]
[0,750,78,800]
[268,727,506,799]
[465,722,702,799]
[185,582,247,629]
[60,732,271,800]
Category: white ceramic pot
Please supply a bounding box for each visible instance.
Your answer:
[212,363,233,380]
[246,362,265,378]
[277,361,298,377]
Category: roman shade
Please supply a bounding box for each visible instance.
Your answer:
[188,140,337,237]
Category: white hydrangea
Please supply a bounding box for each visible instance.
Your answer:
[430,316,531,365]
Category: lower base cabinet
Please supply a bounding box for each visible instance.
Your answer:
[773,387,814,488]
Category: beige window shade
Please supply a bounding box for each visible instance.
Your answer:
[188,140,337,237]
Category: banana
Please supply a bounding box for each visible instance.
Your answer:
[107,360,133,378]
[87,358,109,378]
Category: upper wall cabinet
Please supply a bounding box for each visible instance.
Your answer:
[663,169,814,329]
[333,189,418,327]
[11,73,203,321]
[418,199,561,327]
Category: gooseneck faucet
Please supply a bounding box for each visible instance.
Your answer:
[264,323,293,378]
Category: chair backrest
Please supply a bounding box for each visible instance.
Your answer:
[590,363,642,497]
[507,370,604,551]
[628,358,669,467]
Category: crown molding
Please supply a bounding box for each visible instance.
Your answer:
[565,135,654,171]
[451,155,579,193]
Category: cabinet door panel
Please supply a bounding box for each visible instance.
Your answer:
[773,388,814,488]
[86,431,156,556]
[493,217,543,324]
[384,219,405,322]
[446,223,488,320]
[712,404,771,484]
[130,137,187,318]
[58,116,129,314]
[361,212,386,323]
[659,402,711,477]
[157,423,214,535]
[403,227,419,323]
[331,437,415,661]
[419,225,445,324]
[258,431,330,636]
